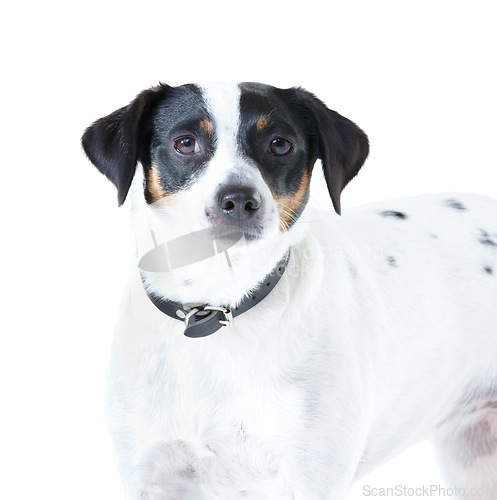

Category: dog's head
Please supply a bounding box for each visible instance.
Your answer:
[82,83,368,305]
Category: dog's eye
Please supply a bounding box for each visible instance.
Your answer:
[269,138,293,156]
[174,136,200,155]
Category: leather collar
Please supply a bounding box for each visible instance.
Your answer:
[142,252,290,338]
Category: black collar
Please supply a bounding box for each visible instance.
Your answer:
[142,252,290,338]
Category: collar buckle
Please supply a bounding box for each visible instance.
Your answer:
[181,307,201,330]
[204,305,234,328]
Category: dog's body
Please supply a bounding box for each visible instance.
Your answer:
[83,83,497,499]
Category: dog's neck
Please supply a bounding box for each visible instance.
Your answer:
[140,250,291,337]
[139,237,292,307]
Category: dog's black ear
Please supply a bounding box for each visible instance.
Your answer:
[81,85,170,206]
[299,90,369,214]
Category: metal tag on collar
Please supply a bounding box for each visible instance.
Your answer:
[204,305,234,328]
[176,305,233,337]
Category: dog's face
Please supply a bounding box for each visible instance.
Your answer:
[82,83,368,304]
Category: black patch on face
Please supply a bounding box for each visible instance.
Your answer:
[238,83,316,221]
[444,199,466,211]
[381,210,407,219]
[483,266,494,275]
[82,83,215,205]
[237,82,369,217]
[140,85,215,201]
[479,229,497,247]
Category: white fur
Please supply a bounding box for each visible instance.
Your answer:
[108,85,497,499]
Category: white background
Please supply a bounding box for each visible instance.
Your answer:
[1,1,496,498]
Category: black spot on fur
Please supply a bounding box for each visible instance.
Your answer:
[381,210,407,219]
[180,465,196,479]
[387,256,397,267]
[444,199,466,211]
[348,264,358,277]
[479,229,497,247]
[484,266,494,275]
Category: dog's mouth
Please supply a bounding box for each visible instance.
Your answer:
[209,224,263,243]
[138,227,248,273]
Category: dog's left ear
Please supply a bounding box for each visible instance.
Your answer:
[299,90,369,214]
[81,85,170,206]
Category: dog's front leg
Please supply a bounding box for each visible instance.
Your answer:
[125,440,219,500]
[125,420,366,500]
[140,482,219,500]
[281,427,366,499]
[277,362,370,499]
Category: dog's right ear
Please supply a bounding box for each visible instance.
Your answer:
[81,84,170,206]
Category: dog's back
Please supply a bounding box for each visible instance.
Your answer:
[334,193,497,481]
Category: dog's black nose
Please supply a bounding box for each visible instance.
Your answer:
[217,186,262,221]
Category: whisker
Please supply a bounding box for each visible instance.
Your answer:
[277,202,300,220]
[278,206,300,232]
[275,198,305,213]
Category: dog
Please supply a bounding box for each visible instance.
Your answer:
[82,82,497,499]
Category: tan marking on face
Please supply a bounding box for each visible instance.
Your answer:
[146,165,168,206]
[256,116,267,131]
[200,119,213,133]
[274,170,310,232]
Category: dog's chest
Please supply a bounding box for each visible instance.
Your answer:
[120,332,309,496]
[162,333,306,440]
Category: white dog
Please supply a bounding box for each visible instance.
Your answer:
[82,82,497,499]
